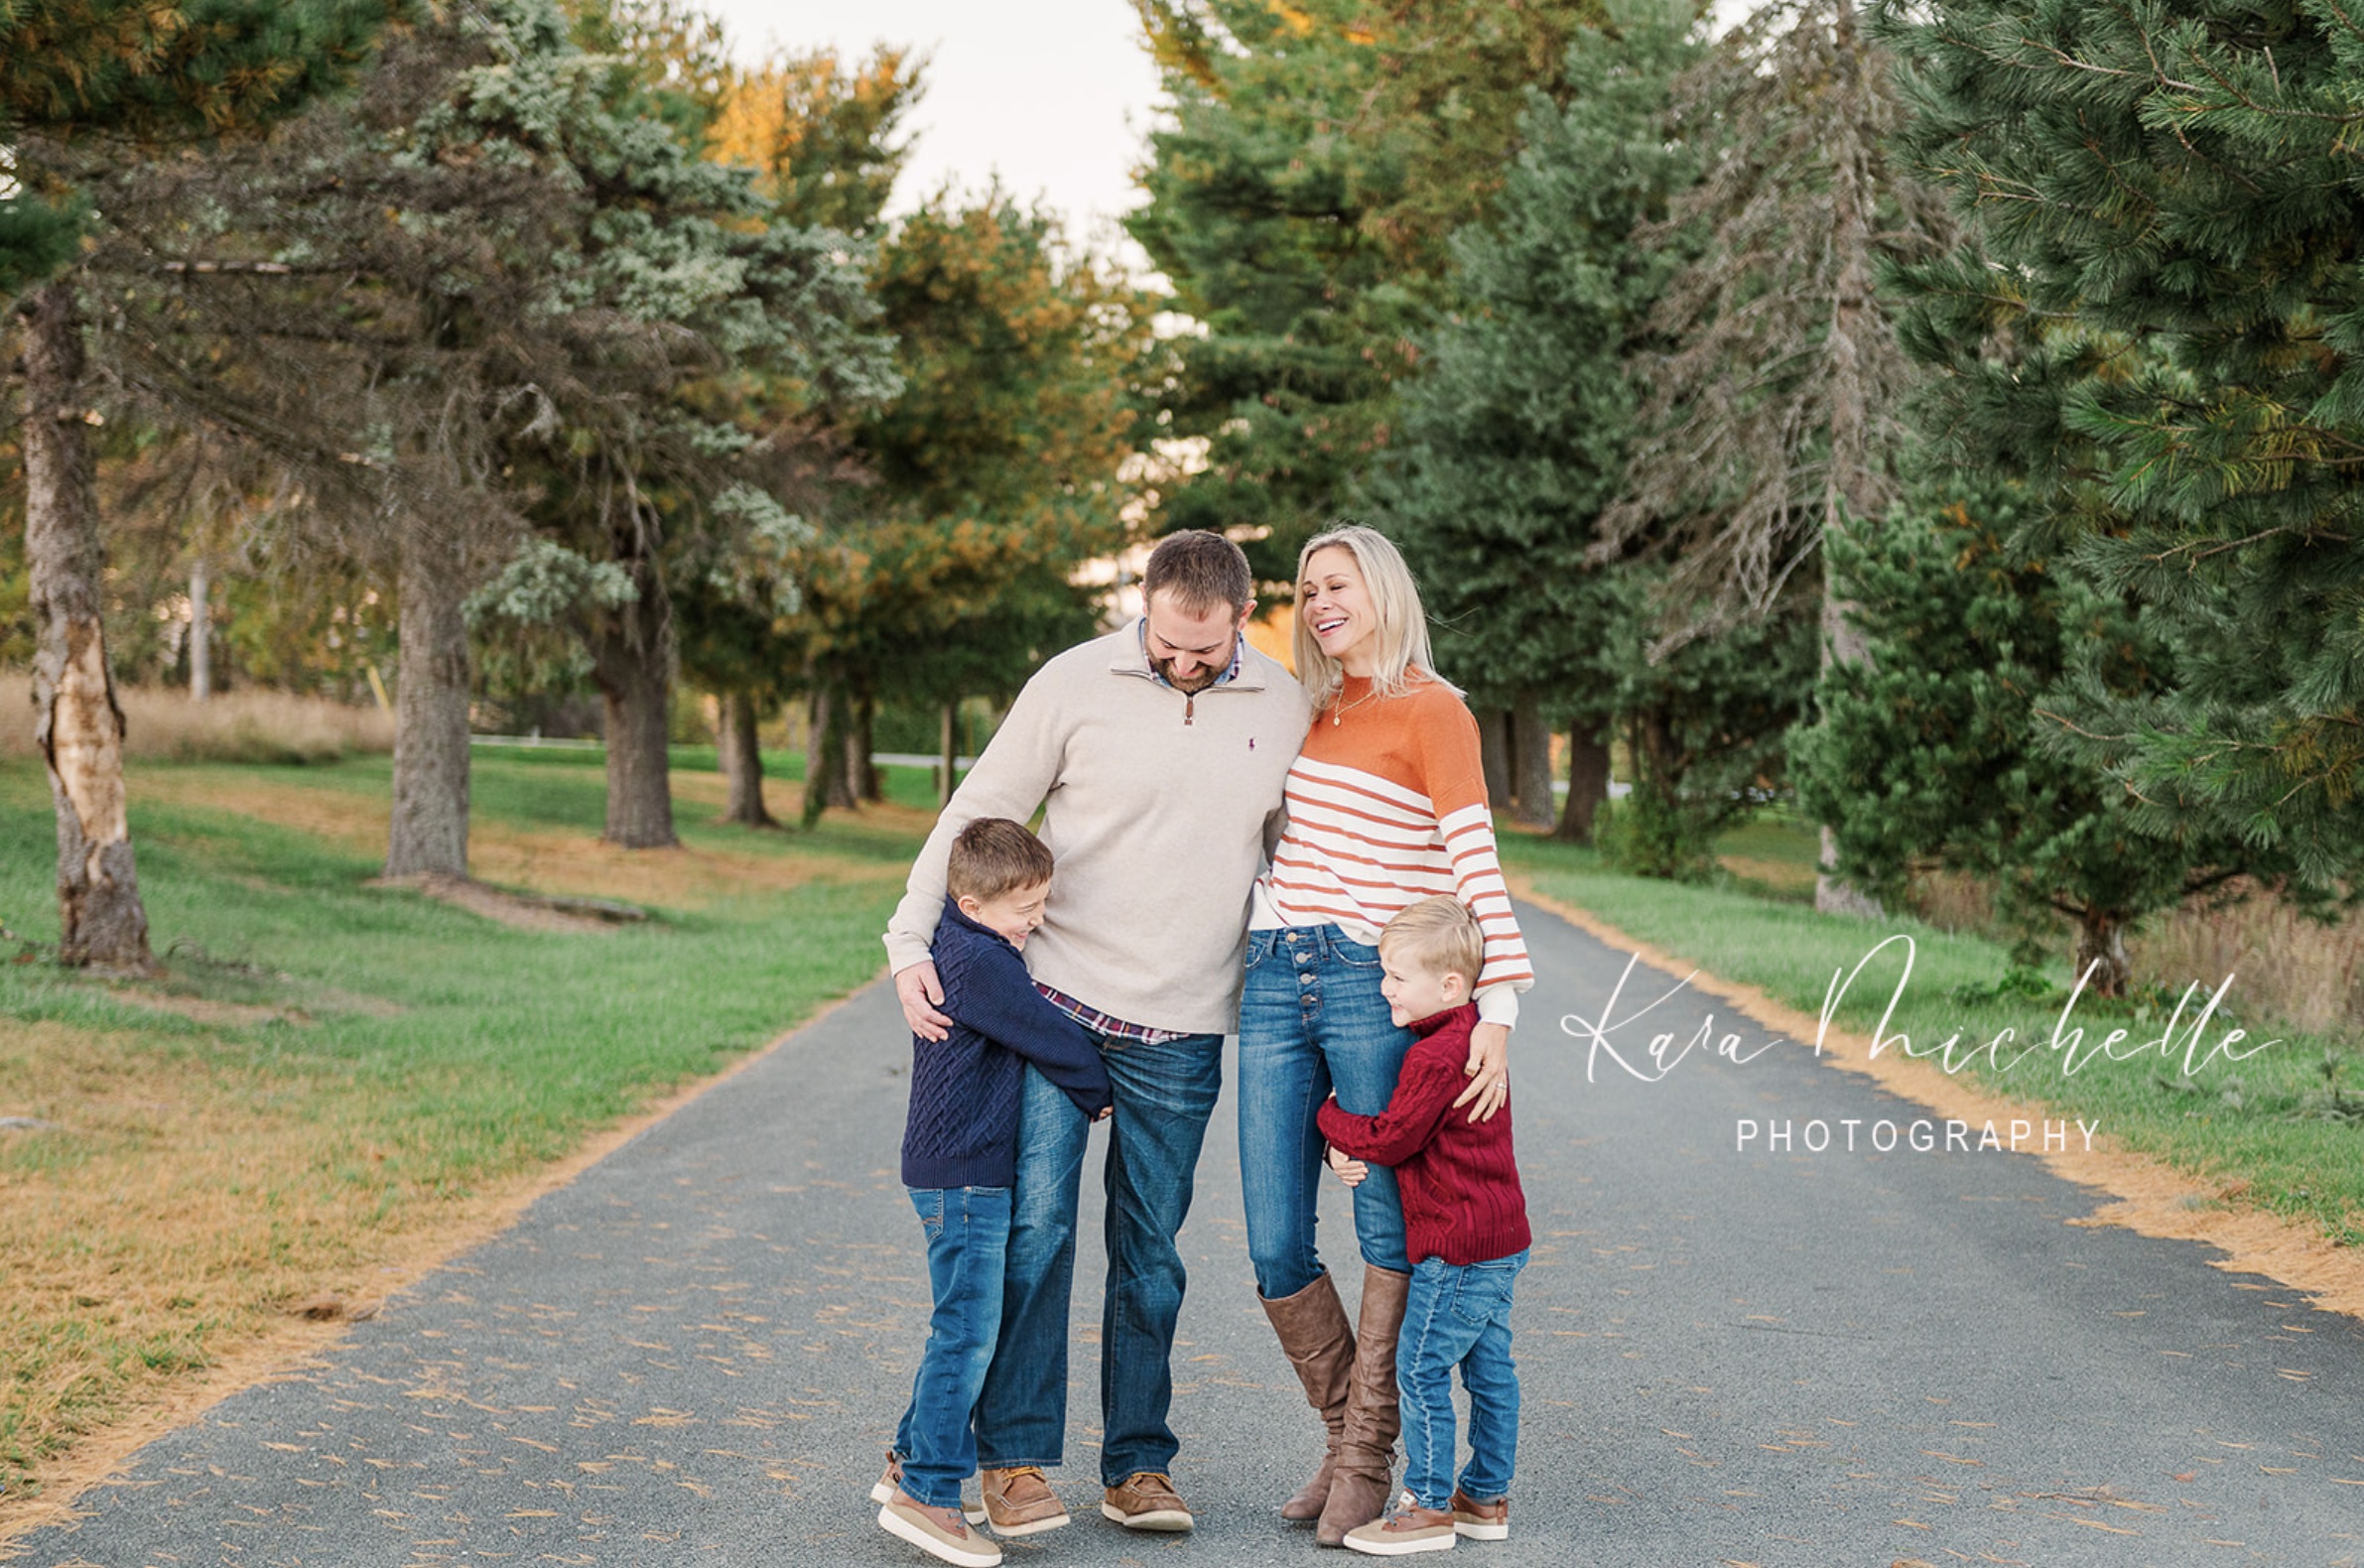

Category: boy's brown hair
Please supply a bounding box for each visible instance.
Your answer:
[1142,529,1253,616]
[948,817,1055,903]
[1379,896,1485,989]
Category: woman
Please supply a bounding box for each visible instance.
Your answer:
[1238,523,1531,1544]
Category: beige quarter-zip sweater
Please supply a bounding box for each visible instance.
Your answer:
[883,619,1314,1036]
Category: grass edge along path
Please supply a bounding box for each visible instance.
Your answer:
[1505,872,2364,1322]
[0,753,926,1542]
[0,986,871,1549]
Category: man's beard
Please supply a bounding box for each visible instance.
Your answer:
[1153,656,1222,694]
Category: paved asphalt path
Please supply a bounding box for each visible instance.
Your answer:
[14,898,2364,1568]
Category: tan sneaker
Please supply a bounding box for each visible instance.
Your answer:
[1448,1488,1509,1540]
[981,1465,1069,1536]
[1100,1470,1194,1531]
[869,1454,985,1524]
[1343,1492,1458,1555]
[878,1488,1002,1567]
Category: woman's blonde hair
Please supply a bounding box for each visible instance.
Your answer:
[1290,522,1457,708]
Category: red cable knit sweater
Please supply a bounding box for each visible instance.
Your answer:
[1316,1002,1530,1267]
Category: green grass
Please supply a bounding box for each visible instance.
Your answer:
[0,752,932,1500]
[1500,831,2364,1245]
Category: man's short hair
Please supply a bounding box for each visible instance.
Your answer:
[948,818,1055,904]
[1143,530,1253,616]
[1379,896,1485,987]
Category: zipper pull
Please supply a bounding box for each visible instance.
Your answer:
[1184,693,1195,725]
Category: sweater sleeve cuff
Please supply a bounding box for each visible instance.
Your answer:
[1475,983,1519,1030]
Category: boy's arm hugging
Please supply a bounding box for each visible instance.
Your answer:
[957,943,1113,1118]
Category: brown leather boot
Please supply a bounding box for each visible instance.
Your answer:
[1315,1263,1409,1547]
[1258,1271,1357,1522]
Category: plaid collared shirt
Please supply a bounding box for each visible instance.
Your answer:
[1035,981,1195,1045]
[1139,616,1244,690]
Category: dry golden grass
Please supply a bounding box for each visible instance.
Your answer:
[0,676,392,765]
[1904,867,2364,1035]
[127,767,913,908]
[0,758,917,1529]
[0,1019,426,1468]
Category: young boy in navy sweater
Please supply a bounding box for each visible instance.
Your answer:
[874,819,1113,1568]
[1318,896,1530,1556]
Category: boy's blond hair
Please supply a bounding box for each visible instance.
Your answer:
[1379,895,1485,990]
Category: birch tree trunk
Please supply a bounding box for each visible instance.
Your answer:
[23,276,153,970]
[189,556,211,701]
[385,523,472,877]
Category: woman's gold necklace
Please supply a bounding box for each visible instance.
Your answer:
[1329,686,1382,726]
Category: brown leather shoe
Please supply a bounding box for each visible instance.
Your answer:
[1342,1492,1457,1556]
[1448,1488,1509,1540]
[1316,1264,1409,1547]
[1258,1271,1356,1521]
[1100,1470,1194,1531]
[981,1465,1069,1536]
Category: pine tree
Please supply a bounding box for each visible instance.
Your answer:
[4,0,393,968]
[787,190,1156,825]
[1376,0,1700,842]
[1790,482,2273,993]
[1880,0,2364,885]
[1127,0,1603,583]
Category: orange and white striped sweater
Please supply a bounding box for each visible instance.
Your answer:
[1253,673,1534,1026]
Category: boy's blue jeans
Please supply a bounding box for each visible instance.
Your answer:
[892,1185,1012,1509]
[1397,1248,1527,1509]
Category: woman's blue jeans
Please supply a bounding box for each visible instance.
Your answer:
[1238,925,1416,1300]
[892,1185,1012,1509]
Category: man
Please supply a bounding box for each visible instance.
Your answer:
[885,530,1312,1534]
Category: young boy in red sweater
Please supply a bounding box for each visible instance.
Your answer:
[1317,896,1530,1556]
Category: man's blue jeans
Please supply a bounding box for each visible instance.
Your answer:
[1237,925,1416,1300]
[892,1185,1012,1509]
[1398,1248,1526,1510]
[972,1030,1223,1486]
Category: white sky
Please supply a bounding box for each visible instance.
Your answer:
[702,0,1164,266]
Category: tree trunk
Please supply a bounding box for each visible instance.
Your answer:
[1478,707,1511,809]
[939,699,960,807]
[1813,0,1886,921]
[189,555,211,702]
[802,683,855,826]
[853,688,882,803]
[385,523,472,878]
[1557,724,1611,845]
[1510,689,1554,830]
[2073,907,2133,999]
[717,688,776,828]
[596,632,679,849]
[23,276,152,971]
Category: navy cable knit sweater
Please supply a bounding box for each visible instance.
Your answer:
[901,896,1113,1189]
